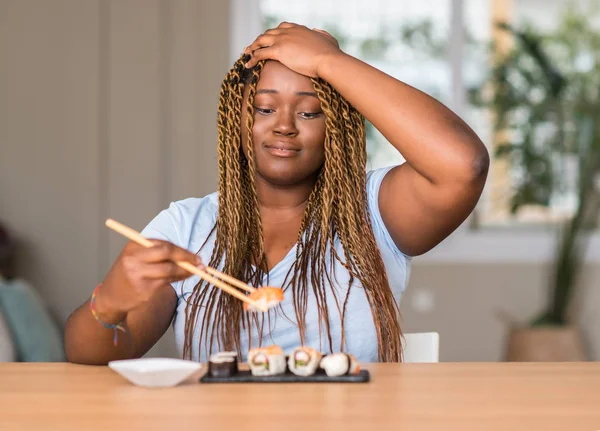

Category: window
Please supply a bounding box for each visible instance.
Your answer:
[258,0,594,228]
[463,0,598,227]
[260,0,452,171]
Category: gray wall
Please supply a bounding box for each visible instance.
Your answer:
[1,0,598,361]
[1,0,229,357]
[402,264,600,362]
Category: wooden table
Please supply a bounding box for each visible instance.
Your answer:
[0,362,599,430]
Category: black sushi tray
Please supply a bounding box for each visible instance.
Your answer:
[200,369,370,383]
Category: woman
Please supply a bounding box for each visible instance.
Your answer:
[65,23,488,364]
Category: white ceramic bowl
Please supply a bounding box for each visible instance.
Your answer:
[108,358,203,388]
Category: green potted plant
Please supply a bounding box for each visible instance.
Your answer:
[469,4,600,361]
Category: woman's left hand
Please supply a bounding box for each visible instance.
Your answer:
[244,22,342,78]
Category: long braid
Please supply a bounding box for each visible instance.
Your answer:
[244,64,267,273]
[183,55,403,362]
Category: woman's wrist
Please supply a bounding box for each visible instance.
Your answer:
[316,50,349,82]
[91,284,127,325]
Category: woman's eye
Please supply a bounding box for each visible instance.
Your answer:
[253,106,274,115]
[300,112,322,119]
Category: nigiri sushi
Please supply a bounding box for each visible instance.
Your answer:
[320,353,360,377]
[287,346,322,376]
[243,286,284,312]
[247,345,286,376]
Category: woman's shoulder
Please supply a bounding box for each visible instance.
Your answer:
[140,192,219,250]
[168,193,219,223]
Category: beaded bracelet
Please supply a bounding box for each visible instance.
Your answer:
[90,284,126,346]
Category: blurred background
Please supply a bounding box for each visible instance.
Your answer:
[1,0,599,362]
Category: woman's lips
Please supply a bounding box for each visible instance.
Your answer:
[264,143,300,158]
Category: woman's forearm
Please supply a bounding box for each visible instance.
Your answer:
[64,283,178,365]
[317,51,489,183]
[64,298,134,365]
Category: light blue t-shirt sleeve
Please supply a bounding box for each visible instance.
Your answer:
[366,166,412,299]
[139,195,218,250]
[139,195,219,299]
[138,202,189,299]
[139,201,185,248]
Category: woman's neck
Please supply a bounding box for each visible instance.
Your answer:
[254,174,316,214]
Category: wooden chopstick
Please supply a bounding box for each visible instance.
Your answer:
[104,219,265,311]
[203,267,255,293]
[105,218,254,292]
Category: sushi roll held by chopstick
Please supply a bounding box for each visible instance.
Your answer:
[287,346,322,377]
[243,287,284,312]
[247,345,286,376]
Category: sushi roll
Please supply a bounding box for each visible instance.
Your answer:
[247,345,286,376]
[319,353,360,377]
[287,346,322,376]
[208,351,238,378]
[243,287,284,312]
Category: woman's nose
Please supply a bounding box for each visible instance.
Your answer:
[273,110,298,137]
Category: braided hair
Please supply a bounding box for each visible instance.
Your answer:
[183,55,403,362]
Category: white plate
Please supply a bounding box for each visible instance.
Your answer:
[108,358,203,388]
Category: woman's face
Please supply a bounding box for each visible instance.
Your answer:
[241,61,326,187]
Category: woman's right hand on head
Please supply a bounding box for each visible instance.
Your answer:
[93,240,203,321]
